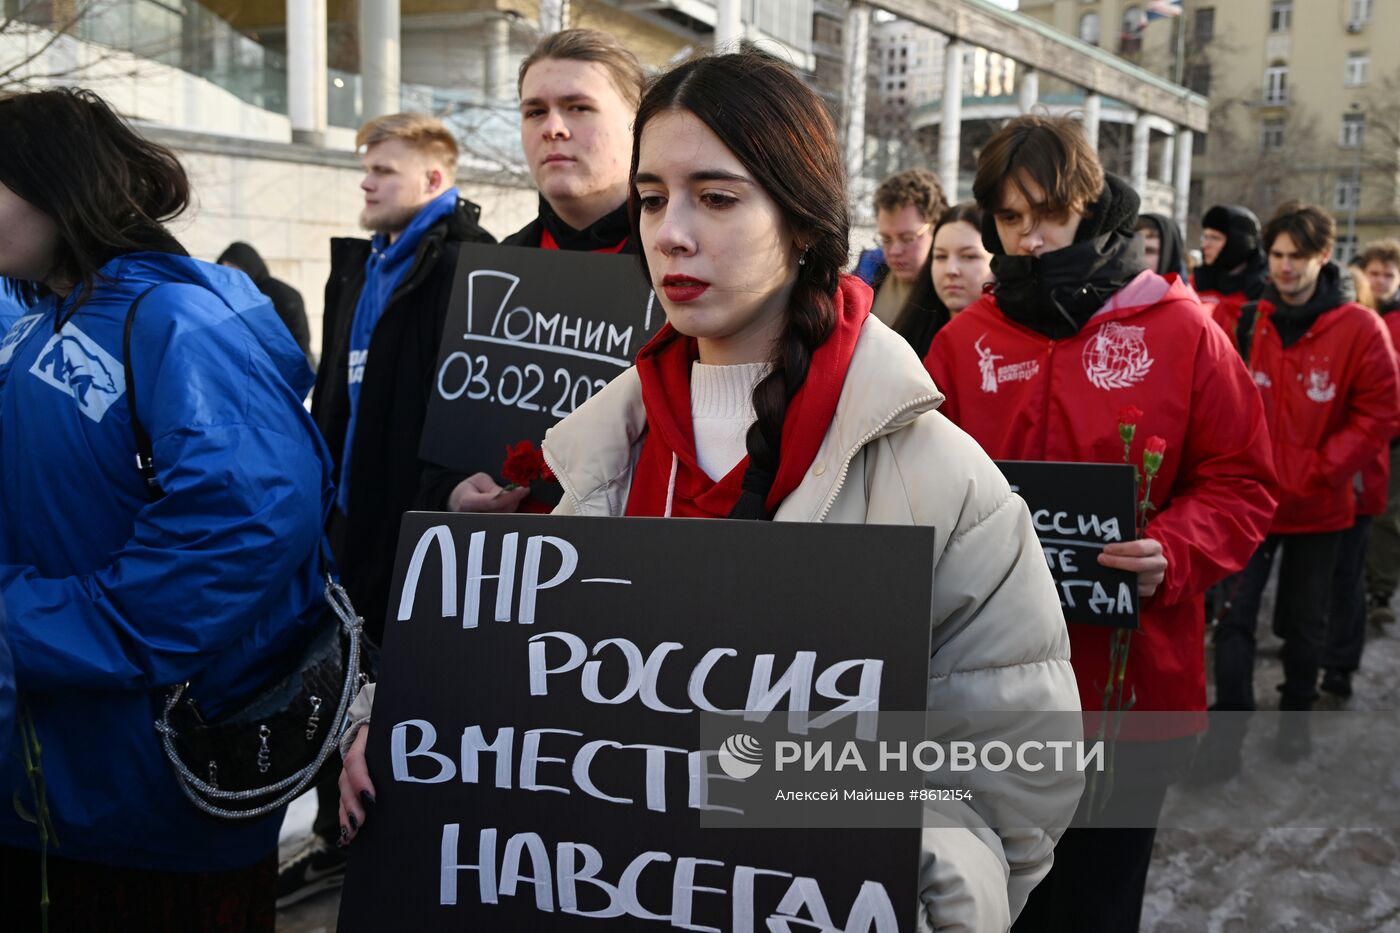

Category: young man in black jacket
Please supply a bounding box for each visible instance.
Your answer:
[217,240,314,363]
[283,112,505,906]
[417,29,646,516]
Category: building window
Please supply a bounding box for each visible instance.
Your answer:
[1270,0,1292,33]
[1345,51,1369,86]
[1188,63,1211,95]
[1335,178,1362,210]
[1195,7,1215,43]
[1341,112,1365,148]
[1193,131,1208,155]
[1348,0,1373,27]
[1079,11,1101,45]
[1261,119,1285,150]
[1120,6,1145,53]
[1336,234,1359,265]
[1264,65,1288,104]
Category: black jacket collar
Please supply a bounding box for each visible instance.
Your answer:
[505,196,633,252]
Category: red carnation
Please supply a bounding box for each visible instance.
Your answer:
[502,440,553,486]
[1117,405,1144,425]
[1143,435,1167,479]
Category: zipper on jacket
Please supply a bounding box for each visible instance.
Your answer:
[541,444,586,514]
[814,394,942,523]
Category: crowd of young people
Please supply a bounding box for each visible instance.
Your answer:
[1,25,1398,933]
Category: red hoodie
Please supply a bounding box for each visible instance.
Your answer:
[1195,285,1251,341]
[625,275,870,518]
[925,271,1277,735]
[1244,297,1399,532]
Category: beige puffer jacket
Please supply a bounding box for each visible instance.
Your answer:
[541,317,1082,931]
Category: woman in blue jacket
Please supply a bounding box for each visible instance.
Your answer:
[0,89,333,930]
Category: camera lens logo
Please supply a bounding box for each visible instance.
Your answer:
[717,733,764,780]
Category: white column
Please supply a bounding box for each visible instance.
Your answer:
[360,0,401,121]
[483,15,512,104]
[1017,67,1038,113]
[715,0,742,50]
[1174,128,1193,235]
[841,1,871,188]
[939,40,964,200]
[1131,113,1151,194]
[287,0,328,146]
[1159,132,1175,185]
[539,0,568,35]
[1082,91,1101,153]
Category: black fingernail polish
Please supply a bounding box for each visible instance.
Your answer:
[339,824,349,840]
[348,812,359,831]
[361,790,376,808]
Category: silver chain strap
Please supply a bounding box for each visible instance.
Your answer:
[153,576,363,820]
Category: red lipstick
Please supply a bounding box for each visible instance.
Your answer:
[661,274,709,303]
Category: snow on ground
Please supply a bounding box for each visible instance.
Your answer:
[1141,582,1400,933]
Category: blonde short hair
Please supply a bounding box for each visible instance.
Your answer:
[356,112,458,171]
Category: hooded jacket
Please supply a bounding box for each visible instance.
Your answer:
[0,252,333,871]
[312,196,494,640]
[1243,264,1400,533]
[925,272,1278,734]
[0,280,27,334]
[541,279,1082,931]
[1137,212,1188,279]
[1192,205,1268,336]
[217,241,313,361]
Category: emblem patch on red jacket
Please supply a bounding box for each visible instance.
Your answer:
[975,334,1040,393]
[1082,322,1154,390]
[1305,362,1337,403]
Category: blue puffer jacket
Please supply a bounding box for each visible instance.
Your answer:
[0,252,334,871]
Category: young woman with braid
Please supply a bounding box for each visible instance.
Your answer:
[337,50,1080,929]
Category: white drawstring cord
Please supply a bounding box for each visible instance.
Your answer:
[664,452,678,518]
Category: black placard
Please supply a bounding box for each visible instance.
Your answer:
[419,244,659,479]
[996,461,1140,629]
[339,513,932,931]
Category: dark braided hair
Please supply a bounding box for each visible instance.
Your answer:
[628,49,850,519]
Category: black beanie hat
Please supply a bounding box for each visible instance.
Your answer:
[1201,204,1263,270]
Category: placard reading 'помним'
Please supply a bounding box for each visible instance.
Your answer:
[996,460,1140,630]
[419,244,659,480]
[338,513,932,931]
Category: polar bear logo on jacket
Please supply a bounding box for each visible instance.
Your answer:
[28,326,126,422]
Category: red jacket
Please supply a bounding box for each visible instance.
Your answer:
[1196,286,1250,339]
[1244,298,1399,532]
[925,272,1277,735]
[1336,308,1399,516]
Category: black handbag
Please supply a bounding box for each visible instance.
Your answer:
[123,284,365,819]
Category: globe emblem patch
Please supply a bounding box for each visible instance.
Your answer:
[1082,322,1154,390]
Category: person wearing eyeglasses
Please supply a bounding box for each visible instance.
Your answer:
[870,167,947,327]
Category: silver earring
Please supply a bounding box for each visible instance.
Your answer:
[798,248,808,266]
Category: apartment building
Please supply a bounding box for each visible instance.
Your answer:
[1020,0,1399,255]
